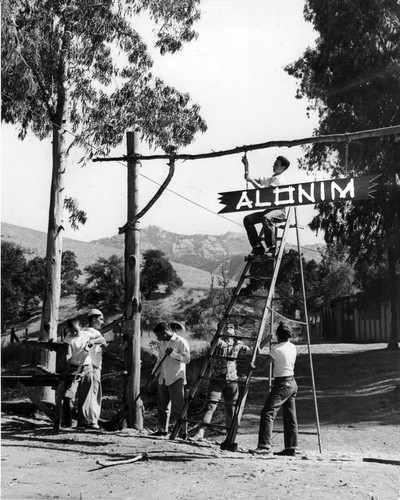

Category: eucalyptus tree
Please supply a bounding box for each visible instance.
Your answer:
[2,0,207,392]
[286,0,400,348]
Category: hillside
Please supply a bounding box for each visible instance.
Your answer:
[1,222,214,290]
[1,221,324,287]
[92,225,324,272]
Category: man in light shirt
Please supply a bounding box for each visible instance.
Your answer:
[64,317,104,429]
[242,155,290,257]
[151,322,190,438]
[84,309,107,430]
[251,321,298,456]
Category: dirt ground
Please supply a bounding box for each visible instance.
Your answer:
[2,343,400,500]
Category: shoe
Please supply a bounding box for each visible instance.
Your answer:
[239,286,253,296]
[265,246,276,257]
[220,441,238,452]
[249,447,271,455]
[274,449,296,456]
[253,244,265,256]
[150,430,168,437]
[188,434,206,442]
[88,423,100,430]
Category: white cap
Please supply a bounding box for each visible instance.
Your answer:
[87,308,103,317]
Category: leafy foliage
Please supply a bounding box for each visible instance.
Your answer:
[1,0,207,153]
[1,243,84,328]
[140,249,183,298]
[75,254,125,313]
[64,198,87,231]
[285,0,400,347]
[1,242,27,328]
[61,250,82,296]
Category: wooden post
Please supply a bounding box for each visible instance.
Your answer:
[123,130,143,429]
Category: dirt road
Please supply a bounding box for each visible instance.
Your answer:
[2,343,400,499]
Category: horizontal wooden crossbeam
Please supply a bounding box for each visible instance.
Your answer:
[93,125,400,163]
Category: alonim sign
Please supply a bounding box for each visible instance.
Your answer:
[218,175,382,214]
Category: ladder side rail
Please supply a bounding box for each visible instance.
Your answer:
[294,207,322,453]
[226,209,294,446]
[170,256,256,439]
[250,207,293,365]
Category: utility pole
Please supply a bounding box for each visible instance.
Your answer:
[123,130,143,428]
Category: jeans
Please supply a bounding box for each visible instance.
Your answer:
[243,208,286,248]
[157,379,186,433]
[258,377,298,450]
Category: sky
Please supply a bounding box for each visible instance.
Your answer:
[1,0,325,248]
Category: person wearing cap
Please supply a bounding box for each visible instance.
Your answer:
[242,155,290,257]
[191,324,250,446]
[63,317,101,428]
[151,322,190,438]
[250,321,298,456]
[83,309,107,430]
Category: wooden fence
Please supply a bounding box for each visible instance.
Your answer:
[309,288,399,343]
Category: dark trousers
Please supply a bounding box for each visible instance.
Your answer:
[258,377,298,450]
[157,379,186,434]
[243,208,286,248]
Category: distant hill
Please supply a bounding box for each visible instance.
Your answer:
[92,225,324,278]
[1,222,324,286]
[0,222,214,289]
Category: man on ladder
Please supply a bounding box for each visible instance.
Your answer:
[242,154,290,257]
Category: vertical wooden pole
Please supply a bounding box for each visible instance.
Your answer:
[124,130,143,429]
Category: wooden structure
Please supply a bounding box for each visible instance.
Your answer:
[320,290,400,343]
[170,207,322,452]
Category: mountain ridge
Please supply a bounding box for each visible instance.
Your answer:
[1,221,324,285]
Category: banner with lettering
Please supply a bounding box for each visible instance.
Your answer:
[218,175,381,214]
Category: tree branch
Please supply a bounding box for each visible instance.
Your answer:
[93,124,400,163]
[118,154,176,234]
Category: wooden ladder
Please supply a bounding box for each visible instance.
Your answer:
[170,207,322,452]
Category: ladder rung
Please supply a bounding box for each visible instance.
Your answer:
[235,293,268,300]
[208,354,249,361]
[189,395,236,405]
[199,376,246,384]
[223,335,257,341]
[272,296,304,302]
[229,314,262,320]
[244,275,272,281]
[273,429,318,435]
[184,419,229,430]
[244,255,275,262]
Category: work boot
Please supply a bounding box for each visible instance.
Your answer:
[253,244,265,256]
[274,449,296,456]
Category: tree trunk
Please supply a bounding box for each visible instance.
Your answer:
[387,247,399,350]
[38,122,67,401]
[123,130,143,428]
[39,34,69,401]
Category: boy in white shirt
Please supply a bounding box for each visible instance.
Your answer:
[64,317,105,429]
[242,155,290,257]
[251,321,298,456]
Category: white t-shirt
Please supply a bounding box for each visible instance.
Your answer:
[257,173,287,188]
[269,341,297,378]
[64,331,92,366]
[84,327,104,369]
